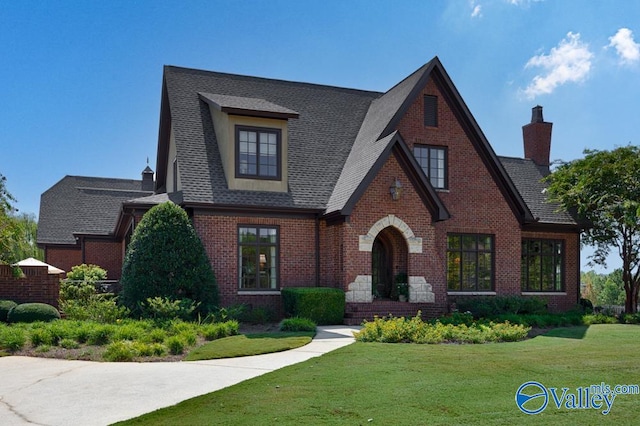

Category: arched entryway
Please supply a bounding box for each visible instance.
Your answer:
[371,227,408,299]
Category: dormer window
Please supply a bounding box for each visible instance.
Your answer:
[236,126,281,180]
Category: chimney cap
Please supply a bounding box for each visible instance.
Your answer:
[531,105,544,123]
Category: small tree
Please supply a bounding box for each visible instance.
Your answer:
[545,146,640,313]
[120,202,218,316]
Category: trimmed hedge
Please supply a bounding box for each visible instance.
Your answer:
[454,295,548,318]
[7,303,61,323]
[281,287,344,325]
[0,300,17,322]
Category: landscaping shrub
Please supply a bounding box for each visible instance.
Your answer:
[455,295,548,318]
[86,324,116,345]
[354,311,530,344]
[207,304,247,323]
[0,300,17,322]
[583,313,619,325]
[279,317,316,332]
[620,313,640,324]
[120,202,218,316]
[200,321,239,341]
[59,338,80,349]
[166,336,186,355]
[140,297,200,322]
[104,341,138,362]
[239,306,276,324]
[7,303,61,323]
[0,326,26,352]
[281,287,345,325]
[60,264,129,323]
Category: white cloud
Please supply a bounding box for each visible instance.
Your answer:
[522,32,593,99]
[471,4,482,18]
[608,28,640,65]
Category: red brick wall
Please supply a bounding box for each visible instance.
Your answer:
[45,240,124,280]
[396,77,524,299]
[0,265,61,308]
[45,246,82,277]
[84,240,124,280]
[192,213,318,312]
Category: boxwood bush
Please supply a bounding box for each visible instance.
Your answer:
[7,303,61,323]
[455,295,548,318]
[281,287,344,325]
[0,300,17,322]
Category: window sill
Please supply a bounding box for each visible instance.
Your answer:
[447,291,496,296]
[521,292,567,296]
[238,290,281,296]
[435,188,449,193]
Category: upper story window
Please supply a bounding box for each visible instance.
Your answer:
[414,145,447,189]
[424,95,438,127]
[236,126,281,180]
[521,239,564,292]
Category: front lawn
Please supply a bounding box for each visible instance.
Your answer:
[117,324,640,425]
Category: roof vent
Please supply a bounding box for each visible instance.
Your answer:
[142,165,154,192]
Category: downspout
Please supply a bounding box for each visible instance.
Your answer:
[576,232,581,304]
[315,213,321,287]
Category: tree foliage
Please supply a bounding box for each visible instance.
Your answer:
[581,269,625,307]
[546,146,640,313]
[0,173,18,264]
[120,202,218,316]
[0,174,43,264]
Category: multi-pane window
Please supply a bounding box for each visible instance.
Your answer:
[236,126,280,179]
[414,145,447,189]
[521,239,564,292]
[424,95,438,127]
[447,234,494,291]
[238,226,278,290]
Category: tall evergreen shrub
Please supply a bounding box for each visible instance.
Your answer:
[120,202,218,316]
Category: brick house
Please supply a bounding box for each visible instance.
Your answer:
[38,57,582,322]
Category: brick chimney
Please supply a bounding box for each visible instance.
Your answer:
[522,105,552,168]
[141,165,154,191]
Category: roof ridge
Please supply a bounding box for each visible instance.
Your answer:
[164,65,383,96]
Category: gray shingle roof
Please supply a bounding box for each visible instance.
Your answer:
[198,93,299,118]
[499,157,578,225]
[38,176,152,245]
[163,66,381,209]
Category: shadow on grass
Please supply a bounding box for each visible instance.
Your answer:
[244,331,314,339]
[541,325,589,339]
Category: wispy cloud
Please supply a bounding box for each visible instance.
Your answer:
[470,0,482,18]
[522,32,593,99]
[608,28,640,65]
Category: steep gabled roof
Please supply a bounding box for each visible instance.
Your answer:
[38,176,152,245]
[158,66,381,210]
[499,157,579,226]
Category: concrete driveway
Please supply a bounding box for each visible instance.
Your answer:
[0,325,359,426]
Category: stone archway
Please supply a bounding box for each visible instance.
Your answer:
[372,226,408,299]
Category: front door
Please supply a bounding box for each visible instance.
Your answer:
[372,238,393,298]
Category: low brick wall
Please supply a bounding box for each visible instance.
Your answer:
[0,264,61,308]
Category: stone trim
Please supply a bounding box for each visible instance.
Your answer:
[358,214,422,253]
[409,276,435,303]
[345,275,373,303]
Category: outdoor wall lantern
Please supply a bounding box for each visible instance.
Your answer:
[389,177,403,201]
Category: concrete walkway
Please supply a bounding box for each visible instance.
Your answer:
[0,325,359,426]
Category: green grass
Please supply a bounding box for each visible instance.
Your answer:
[185,332,314,361]
[117,325,640,425]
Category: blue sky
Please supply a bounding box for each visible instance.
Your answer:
[2,1,638,272]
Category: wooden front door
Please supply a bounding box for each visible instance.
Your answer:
[372,238,393,298]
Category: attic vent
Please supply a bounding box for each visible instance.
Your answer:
[424,95,438,127]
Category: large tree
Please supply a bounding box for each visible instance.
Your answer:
[545,146,640,313]
[120,202,219,315]
[0,173,18,264]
